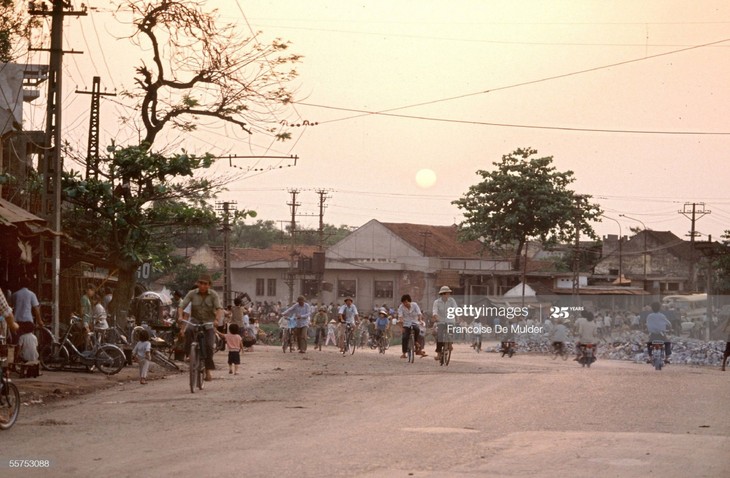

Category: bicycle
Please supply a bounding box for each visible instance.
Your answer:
[342,323,356,355]
[0,335,20,430]
[179,319,213,394]
[39,315,126,375]
[404,324,419,363]
[374,329,389,354]
[551,341,569,361]
[440,326,453,366]
[281,327,294,353]
[473,334,482,353]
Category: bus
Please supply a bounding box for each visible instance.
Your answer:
[661,294,707,321]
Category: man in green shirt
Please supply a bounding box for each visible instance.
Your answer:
[178,274,223,381]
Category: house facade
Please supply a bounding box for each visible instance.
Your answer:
[594,230,697,295]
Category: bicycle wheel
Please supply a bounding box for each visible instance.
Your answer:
[408,333,415,363]
[95,345,126,375]
[0,380,20,430]
[379,335,386,354]
[151,349,181,372]
[197,353,205,390]
[189,342,199,393]
[444,342,452,366]
[39,343,68,371]
[349,329,356,355]
[282,329,289,353]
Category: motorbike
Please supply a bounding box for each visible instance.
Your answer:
[39,315,126,375]
[649,340,667,371]
[499,340,516,358]
[577,343,597,368]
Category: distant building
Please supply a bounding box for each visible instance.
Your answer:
[594,230,696,294]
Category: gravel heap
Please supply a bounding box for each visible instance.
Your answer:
[486,331,726,366]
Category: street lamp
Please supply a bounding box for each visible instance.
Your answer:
[619,214,648,294]
[602,215,623,282]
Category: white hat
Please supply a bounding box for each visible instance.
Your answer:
[378,307,388,315]
[438,285,453,295]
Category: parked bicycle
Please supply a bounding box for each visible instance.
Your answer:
[0,335,20,430]
[39,315,126,375]
[179,319,213,393]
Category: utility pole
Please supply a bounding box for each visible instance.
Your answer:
[571,196,586,305]
[216,201,236,306]
[315,189,331,251]
[30,0,87,335]
[75,76,116,180]
[286,189,300,304]
[679,202,710,292]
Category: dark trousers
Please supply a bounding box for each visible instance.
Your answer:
[185,324,216,370]
[401,325,420,354]
[295,326,308,352]
[435,323,449,353]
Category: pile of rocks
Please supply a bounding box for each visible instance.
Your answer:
[487,331,727,366]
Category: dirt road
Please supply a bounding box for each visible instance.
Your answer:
[3,342,729,477]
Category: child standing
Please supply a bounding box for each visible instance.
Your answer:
[325,320,337,347]
[132,329,151,385]
[223,323,243,375]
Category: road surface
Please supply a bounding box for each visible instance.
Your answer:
[3,342,729,477]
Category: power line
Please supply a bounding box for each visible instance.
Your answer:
[297,37,730,134]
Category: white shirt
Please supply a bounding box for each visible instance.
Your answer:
[432,296,458,325]
[338,304,359,325]
[398,302,422,327]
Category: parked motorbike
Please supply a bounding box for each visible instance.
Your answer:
[578,343,597,368]
[499,341,516,358]
[39,315,126,375]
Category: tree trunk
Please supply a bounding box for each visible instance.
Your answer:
[108,261,139,326]
[513,239,525,271]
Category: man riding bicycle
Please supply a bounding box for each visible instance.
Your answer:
[398,294,427,359]
[337,297,359,352]
[432,285,457,362]
[178,273,223,382]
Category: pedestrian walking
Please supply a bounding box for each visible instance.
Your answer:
[132,328,152,385]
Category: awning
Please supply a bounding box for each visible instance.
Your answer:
[0,198,60,236]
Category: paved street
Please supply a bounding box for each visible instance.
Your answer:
[3,343,729,477]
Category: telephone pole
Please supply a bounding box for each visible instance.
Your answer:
[216,201,236,305]
[76,76,116,180]
[30,0,87,335]
[679,202,710,292]
[286,189,300,304]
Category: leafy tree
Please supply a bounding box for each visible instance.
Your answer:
[61,145,242,316]
[0,0,28,62]
[121,0,301,146]
[711,231,730,294]
[453,147,603,270]
[60,1,299,315]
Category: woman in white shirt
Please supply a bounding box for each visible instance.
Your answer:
[397,294,427,359]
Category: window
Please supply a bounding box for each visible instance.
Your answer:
[337,279,356,299]
[374,280,393,299]
[256,278,265,296]
[267,279,277,296]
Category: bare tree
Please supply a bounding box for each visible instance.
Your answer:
[120,0,301,147]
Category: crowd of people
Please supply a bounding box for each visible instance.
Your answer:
[3,273,730,388]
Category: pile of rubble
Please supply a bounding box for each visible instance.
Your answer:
[487,331,726,366]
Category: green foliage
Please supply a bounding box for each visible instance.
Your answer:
[712,231,730,294]
[163,261,207,295]
[0,0,25,62]
[61,145,224,270]
[453,148,603,269]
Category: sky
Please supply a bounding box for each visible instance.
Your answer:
[18,0,730,242]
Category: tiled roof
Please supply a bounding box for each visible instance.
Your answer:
[230,244,321,262]
[380,222,488,258]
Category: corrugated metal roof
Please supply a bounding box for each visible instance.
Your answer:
[0,198,45,226]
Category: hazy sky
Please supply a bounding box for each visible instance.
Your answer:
[24,0,730,241]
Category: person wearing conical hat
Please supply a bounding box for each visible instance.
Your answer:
[432,285,457,361]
